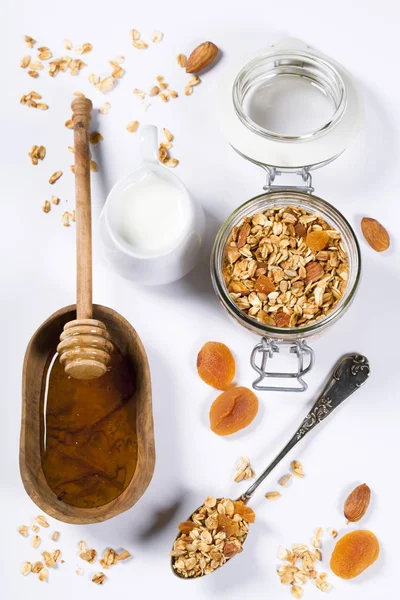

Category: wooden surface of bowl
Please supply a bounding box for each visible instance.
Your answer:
[20,304,155,524]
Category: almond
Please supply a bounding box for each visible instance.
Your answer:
[237,221,250,248]
[361,217,390,252]
[344,483,371,522]
[186,41,218,74]
[305,262,324,283]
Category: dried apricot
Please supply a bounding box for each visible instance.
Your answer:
[217,514,239,537]
[209,387,258,435]
[306,230,330,251]
[197,342,235,390]
[330,530,380,579]
[254,274,275,294]
[178,521,196,534]
[233,501,256,523]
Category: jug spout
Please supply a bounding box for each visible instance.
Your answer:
[140,125,158,164]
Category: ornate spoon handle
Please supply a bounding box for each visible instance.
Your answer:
[239,354,370,503]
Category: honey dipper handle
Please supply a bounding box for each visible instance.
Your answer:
[72,97,93,320]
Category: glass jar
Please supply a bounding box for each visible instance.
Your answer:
[211,191,361,392]
[212,38,363,392]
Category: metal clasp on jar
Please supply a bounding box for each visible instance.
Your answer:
[250,338,314,392]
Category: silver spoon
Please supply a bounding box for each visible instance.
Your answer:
[171,353,370,579]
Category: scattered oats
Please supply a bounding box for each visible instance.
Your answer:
[97,76,115,93]
[233,456,255,482]
[42,551,55,568]
[49,171,63,184]
[27,70,39,78]
[165,157,179,168]
[42,201,51,214]
[89,131,103,144]
[63,39,72,50]
[312,527,323,549]
[133,40,148,50]
[71,210,76,222]
[32,525,40,532]
[131,29,140,41]
[103,548,116,567]
[32,535,41,548]
[99,102,110,114]
[65,119,73,129]
[80,548,97,563]
[163,128,174,142]
[156,75,164,82]
[265,491,281,501]
[279,474,292,487]
[291,460,305,478]
[88,73,100,85]
[169,89,179,98]
[328,528,338,538]
[76,568,84,576]
[188,76,201,86]
[314,549,322,561]
[78,540,88,553]
[291,585,303,599]
[90,160,98,172]
[38,567,48,582]
[20,55,31,68]
[126,120,139,133]
[32,561,44,574]
[38,49,52,61]
[29,60,44,71]
[158,146,168,163]
[176,54,187,68]
[159,92,169,102]
[111,64,124,79]
[115,549,131,562]
[36,515,49,528]
[73,91,85,98]
[75,43,93,55]
[70,165,75,174]
[152,30,163,43]
[316,579,331,592]
[24,35,35,48]
[133,88,146,99]
[21,562,32,576]
[160,82,168,90]
[19,525,29,537]
[184,85,193,96]
[149,85,160,96]
[92,572,106,585]
[36,102,49,110]
[114,55,125,64]
[51,530,60,541]
[68,146,74,153]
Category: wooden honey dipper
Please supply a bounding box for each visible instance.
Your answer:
[57,97,113,379]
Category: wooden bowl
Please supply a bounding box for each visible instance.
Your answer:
[20,304,155,524]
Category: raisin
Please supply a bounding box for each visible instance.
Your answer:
[305,231,330,251]
[330,530,380,579]
[178,521,196,534]
[254,274,275,294]
[233,501,256,523]
[209,387,258,435]
[197,342,235,390]
[294,223,307,238]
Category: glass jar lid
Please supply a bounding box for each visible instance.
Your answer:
[215,38,363,170]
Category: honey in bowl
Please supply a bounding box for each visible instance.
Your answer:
[40,345,137,509]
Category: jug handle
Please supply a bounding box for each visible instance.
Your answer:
[140,125,158,164]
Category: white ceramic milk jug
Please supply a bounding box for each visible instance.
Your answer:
[99,125,205,285]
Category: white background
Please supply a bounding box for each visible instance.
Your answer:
[2,0,399,598]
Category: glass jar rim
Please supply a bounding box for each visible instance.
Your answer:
[211,191,361,338]
[232,49,347,143]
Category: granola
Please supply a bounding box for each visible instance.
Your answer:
[171,497,254,578]
[277,539,331,594]
[223,206,349,328]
